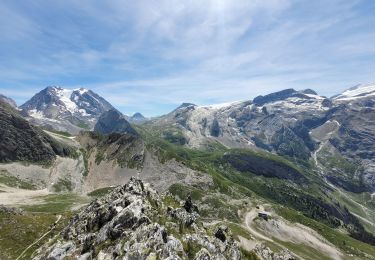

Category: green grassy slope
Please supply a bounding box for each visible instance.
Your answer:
[135,125,375,257]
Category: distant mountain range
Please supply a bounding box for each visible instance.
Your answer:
[2,83,375,192]
[1,84,375,259]
[145,84,375,192]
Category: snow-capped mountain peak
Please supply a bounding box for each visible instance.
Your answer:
[20,86,114,133]
[333,84,375,101]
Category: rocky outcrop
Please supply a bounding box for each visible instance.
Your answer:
[0,205,24,215]
[78,131,145,169]
[253,88,309,106]
[0,100,75,163]
[0,94,17,108]
[254,244,295,260]
[33,177,242,259]
[94,109,137,136]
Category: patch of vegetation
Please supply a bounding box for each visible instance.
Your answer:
[168,183,204,201]
[273,238,332,260]
[202,140,227,152]
[222,149,307,183]
[225,222,253,241]
[0,171,36,190]
[200,196,240,222]
[51,178,73,192]
[21,194,88,213]
[76,121,90,129]
[79,148,89,176]
[241,249,260,260]
[162,129,187,145]
[318,148,367,192]
[87,187,115,197]
[277,206,375,258]
[95,152,106,165]
[182,240,202,259]
[332,190,375,234]
[83,132,144,169]
[162,194,181,208]
[0,211,71,259]
[43,128,73,137]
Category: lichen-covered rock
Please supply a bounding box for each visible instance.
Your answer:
[254,243,295,260]
[0,205,24,215]
[33,177,242,260]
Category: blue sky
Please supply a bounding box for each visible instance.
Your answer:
[0,0,374,116]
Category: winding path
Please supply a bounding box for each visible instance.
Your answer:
[243,207,307,260]
[244,207,272,242]
[16,214,62,260]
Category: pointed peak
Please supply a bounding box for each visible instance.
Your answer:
[131,112,145,119]
[175,102,197,110]
[300,89,318,95]
[73,87,89,95]
[44,85,61,92]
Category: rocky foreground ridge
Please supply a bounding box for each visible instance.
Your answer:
[33,177,242,259]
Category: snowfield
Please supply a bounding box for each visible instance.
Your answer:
[334,84,375,101]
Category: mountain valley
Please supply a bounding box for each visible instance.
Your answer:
[0,85,375,259]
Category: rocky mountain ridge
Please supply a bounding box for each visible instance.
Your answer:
[3,84,375,192]
[0,99,75,164]
[145,84,375,192]
[94,109,138,136]
[0,94,17,108]
[1,85,375,259]
[33,177,242,259]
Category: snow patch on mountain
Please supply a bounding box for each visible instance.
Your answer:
[28,109,45,119]
[334,84,375,100]
[56,88,77,113]
[261,93,330,114]
[199,101,242,110]
[20,86,114,134]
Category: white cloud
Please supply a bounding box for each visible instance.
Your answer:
[0,0,374,116]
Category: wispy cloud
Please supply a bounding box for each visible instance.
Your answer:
[0,0,374,115]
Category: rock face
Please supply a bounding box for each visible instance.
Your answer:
[0,94,17,108]
[254,244,295,260]
[146,85,375,192]
[0,100,74,163]
[321,84,375,192]
[94,109,137,136]
[148,89,327,159]
[33,177,242,259]
[223,150,306,183]
[20,86,114,134]
[253,88,305,106]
